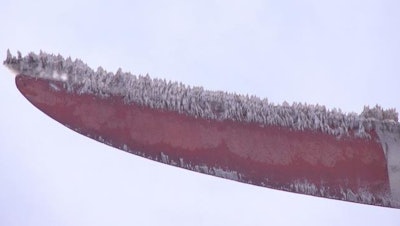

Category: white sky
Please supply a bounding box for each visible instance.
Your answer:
[1,0,399,225]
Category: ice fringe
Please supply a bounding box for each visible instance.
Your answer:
[4,50,399,138]
[289,180,399,208]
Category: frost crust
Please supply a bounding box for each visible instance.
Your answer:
[4,50,399,138]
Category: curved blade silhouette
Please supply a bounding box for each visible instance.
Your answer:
[5,50,400,208]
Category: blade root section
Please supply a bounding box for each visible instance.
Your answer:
[16,74,398,208]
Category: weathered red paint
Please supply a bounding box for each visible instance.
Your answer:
[16,75,391,207]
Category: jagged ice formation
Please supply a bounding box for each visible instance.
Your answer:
[4,50,399,138]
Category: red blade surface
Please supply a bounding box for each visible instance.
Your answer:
[5,51,400,208]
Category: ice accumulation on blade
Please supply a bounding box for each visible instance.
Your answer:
[4,50,399,138]
[289,180,399,208]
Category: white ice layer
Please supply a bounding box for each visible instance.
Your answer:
[4,50,399,138]
[290,180,399,208]
[375,124,400,203]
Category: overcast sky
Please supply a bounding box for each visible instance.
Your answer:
[1,0,399,225]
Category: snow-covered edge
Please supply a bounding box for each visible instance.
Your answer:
[289,179,399,208]
[4,50,399,138]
